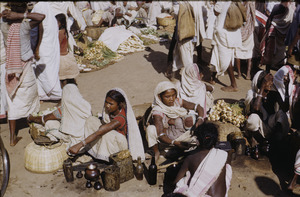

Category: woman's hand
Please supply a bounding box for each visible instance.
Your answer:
[68,143,83,155]
[261,73,273,97]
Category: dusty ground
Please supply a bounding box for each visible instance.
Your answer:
[0,39,300,197]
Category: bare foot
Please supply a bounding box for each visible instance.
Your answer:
[221,86,238,92]
[246,74,251,80]
[236,74,241,79]
[208,79,216,85]
[10,137,22,146]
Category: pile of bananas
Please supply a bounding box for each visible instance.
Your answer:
[208,100,245,128]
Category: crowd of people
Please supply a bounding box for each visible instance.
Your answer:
[0,1,299,196]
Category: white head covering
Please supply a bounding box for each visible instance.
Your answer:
[102,88,145,161]
[244,70,269,120]
[244,70,263,115]
[274,66,295,106]
[179,63,207,116]
[152,81,187,119]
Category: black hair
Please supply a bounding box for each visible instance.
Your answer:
[159,88,177,98]
[106,90,126,108]
[55,13,68,39]
[8,2,28,13]
[193,123,218,150]
[256,71,268,90]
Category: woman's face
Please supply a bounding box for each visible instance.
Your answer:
[160,89,177,107]
[105,97,120,115]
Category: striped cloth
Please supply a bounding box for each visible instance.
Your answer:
[5,23,26,75]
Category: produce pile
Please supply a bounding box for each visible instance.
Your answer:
[76,40,124,71]
[208,100,246,128]
[117,36,145,54]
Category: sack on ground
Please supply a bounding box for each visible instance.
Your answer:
[224,2,247,31]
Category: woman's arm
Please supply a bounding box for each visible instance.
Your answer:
[153,115,189,149]
[68,119,121,154]
[182,99,205,127]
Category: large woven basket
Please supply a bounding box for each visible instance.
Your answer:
[24,142,68,173]
[85,26,102,40]
[157,17,175,27]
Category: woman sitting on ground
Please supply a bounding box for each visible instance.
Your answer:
[176,63,214,116]
[173,122,232,196]
[146,81,205,162]
[29,86,145,162]
[68,88,145,161]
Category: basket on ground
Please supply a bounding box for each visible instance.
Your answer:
[24,142,68,173]
[157,17,175,27]
[85,26,102,40]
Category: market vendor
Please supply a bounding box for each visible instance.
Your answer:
[244,70,290,155]
[68,88,145,162]
[146,81,205,162]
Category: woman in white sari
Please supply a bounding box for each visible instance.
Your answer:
[177,63,214,117]
[68,88,145,162]
[146,81,205,162]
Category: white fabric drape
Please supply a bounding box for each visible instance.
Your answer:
[152,81,187,119]
[102,88,145,161]
[32,2,62,100]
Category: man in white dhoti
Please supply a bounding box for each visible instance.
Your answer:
[209,1,242,92]
[31,2,62,101]
[2,3,43,146]
[235,1,256,80]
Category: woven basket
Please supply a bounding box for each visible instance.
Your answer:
[85,26,102,40]
[157,17,175,27]
[24,142,68,173]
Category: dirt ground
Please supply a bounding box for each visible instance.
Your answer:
[0,40,300,197]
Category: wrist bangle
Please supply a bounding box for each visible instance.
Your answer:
[41,115,45,125]
[171,140,175,146]
[194,104,198,111]
[257,94,263,98]
[197,116,204,121]
[158,132,166,137]
[24,12,27,19]
[81,139,86,146]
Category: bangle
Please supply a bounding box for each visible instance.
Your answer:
[81,139,86,146]
[171,140,175,146]
[257,94,263,98]
[24,12,27,19]
[194,104,198,111]
[197,116,204,121]
[41,115,45,125]
[158,132,166,137]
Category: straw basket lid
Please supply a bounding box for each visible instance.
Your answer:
[24,142,68,173]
